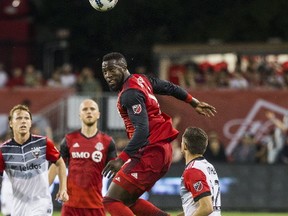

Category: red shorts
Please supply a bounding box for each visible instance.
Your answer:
[112,141,172,195]
[61,205,105,216]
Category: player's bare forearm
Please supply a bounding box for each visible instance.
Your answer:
[192,196,213,215]
[177,212,184,216]
[48,163,57,186]
[55,157,69,202]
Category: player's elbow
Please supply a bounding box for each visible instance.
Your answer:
[197,197,213,215]
[203,201,213,215]
[198,206,213,216]
[204,206,213,215]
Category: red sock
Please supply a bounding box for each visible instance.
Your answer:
[130,198,170,216]
[103,196,134,216]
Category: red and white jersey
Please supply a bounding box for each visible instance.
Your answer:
[60,130,116,209]
[180,157,221,216]
[0,135,60,216]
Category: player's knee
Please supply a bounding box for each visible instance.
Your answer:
[103,196,127,213]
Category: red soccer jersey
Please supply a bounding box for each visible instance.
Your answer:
[60,130,116,209]
[117,74,179,144]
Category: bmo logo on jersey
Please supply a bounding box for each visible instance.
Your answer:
[71,151,103,162]
[71,142,104,162]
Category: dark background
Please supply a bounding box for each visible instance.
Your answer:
[13,0,288,70]
[1,0,288,84]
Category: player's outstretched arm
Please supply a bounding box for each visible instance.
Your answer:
[190,98,217,117]
[148,76,216,117]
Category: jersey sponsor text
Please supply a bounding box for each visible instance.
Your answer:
[71,151,103,162]
[19,163,42,172]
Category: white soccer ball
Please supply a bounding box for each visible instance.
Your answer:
[89,0,118,12]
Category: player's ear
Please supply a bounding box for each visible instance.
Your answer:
[184,143,188,151]
[181,140,188,151]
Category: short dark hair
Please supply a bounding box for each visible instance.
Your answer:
[102,52,127,67]
[182,127,208,155]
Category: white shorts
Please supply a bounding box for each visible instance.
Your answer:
[1,174,13,215]
[12,198,53,216]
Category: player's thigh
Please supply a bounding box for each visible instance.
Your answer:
[122,143,172,189]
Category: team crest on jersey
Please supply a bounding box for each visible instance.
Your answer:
[193,181,203,192]
[132,104,142,114]
[95,142,104,151]
[131,172,138,179]
[31,147,41,158]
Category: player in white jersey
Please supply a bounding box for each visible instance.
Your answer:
[0,104,69,216]
[1,172,12,216]
[178,127,221,216]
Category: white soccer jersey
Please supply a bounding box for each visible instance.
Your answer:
[180,157,221,216]
[1,172,12,215]
[0,135,60,216]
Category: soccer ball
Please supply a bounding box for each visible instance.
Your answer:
[89,0,118,12]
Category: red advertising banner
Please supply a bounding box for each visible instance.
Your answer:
[157,89,288,156]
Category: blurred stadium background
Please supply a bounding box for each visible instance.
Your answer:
[1,0,288,214]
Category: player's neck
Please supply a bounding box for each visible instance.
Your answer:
[185,154,203,164]
[81,124,98,138]
[13,133,30,145]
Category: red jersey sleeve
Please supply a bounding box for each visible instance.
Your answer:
[184,168,211,202]
[46,138,61,163]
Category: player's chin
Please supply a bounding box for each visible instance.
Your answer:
[85,121,95,126]
[109,84,121,92]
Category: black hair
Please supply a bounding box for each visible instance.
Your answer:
[102,52,127,67]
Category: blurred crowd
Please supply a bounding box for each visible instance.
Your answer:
[1,55,288,95]
[204,111,288,165]
[0,62,103,98]
[169,55,288,90]
[151,112,288,165]
[1,57,288,166]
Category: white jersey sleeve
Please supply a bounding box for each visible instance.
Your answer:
[180,157,221,216]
